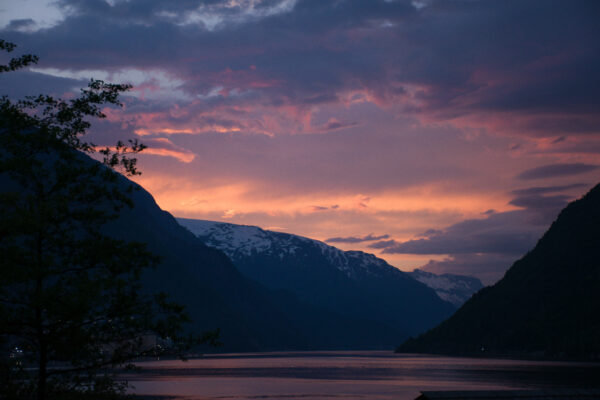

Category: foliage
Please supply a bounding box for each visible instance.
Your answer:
[0,39,39,73]
[0,40,213,399]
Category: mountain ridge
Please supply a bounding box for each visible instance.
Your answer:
[178,219,415,281]
[102,179,407,351]
[0,139,407,352]
[178,218,457,337]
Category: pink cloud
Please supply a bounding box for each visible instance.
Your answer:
[141,137,196,163]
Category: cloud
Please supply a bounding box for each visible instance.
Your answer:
[510,183,587,197]
[325,234,390,244]
[140,137,196,163]
[222,209,237,218]
[368,239,398,249]
[415,228,442,238]
[0,0,64,31]
[507,194,570,224]
[368,184,582,257]
[508,194,569,211]
[365,184,588,282]
[0,70,86,98]
[3,0,600,286]
[370,210,542,256]
[316,118,359,133]
[6,19,36,32]
[54,0,300,31]
[516,163,599,180]
[3,0,599,143]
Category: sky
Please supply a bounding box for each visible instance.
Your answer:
[1,0,599,284]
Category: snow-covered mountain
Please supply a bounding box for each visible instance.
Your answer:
[179,219,405,281]
[177,218,456,337]
[408,269,484,307]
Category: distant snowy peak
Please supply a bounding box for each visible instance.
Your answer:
[409,269,484,307]
[178,219,320,257]
[178,219,479,307]
[177,218,404,281]
[181,219,282,256]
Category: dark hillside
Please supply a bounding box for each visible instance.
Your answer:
[0,138,403,352]
[398,183,600,359]
[96,170,404,351]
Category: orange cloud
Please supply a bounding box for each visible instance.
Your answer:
[135,126,242,136]
[139,137,196,163]
[142,147,195,163]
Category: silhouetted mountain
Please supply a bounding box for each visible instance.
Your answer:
[409,269,483,307]
[103,178,407,351]
[398,183,600,359]
[0,143,409,352]
[177,219,456,337]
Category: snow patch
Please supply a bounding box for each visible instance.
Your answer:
[409,269,483,307]
[177,218,406,280]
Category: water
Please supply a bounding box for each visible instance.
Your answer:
[125,351,600,400]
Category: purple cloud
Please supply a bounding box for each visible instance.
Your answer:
[516,163,599,180]
[370,211,542,256]
[2,0,599,286]
[1,0,597,140]
[510,183,587,197]
[325,234,390,244]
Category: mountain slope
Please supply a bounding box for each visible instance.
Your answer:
[0,140,405,351]
[408,269,483,307]
[177,219,456,337]
[398,183,600,359]
[103,179,405,351]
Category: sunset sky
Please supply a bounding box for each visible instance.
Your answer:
[1,0,599,283]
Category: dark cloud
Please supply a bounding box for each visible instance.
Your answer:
[509,144,521,151]
[368,239,398,250]
[1,0,598,285]
[318,119,359,132]
[370,184,588,282]
[6,19,36,31]
[378,190,577,258]
[301,94,340,106]
[508,194,570,224]
[507,184,585,222]
[516,163,599,180]
[371,210,541,256]
[415,228,442,238]
[0,70,86,98]
[542,138,600,157]
[408,1,600,114]
[510,183,587,197]
[1,0,596,140]
[308,204,343,212]
[371,183,580,258]
[325,234,389,244]
[508,194,569,210]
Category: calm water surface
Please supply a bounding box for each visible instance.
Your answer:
[126,351,600,400]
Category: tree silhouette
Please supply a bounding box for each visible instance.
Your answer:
[0,40,212,400]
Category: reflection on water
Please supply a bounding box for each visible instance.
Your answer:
[125,351,600,400]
